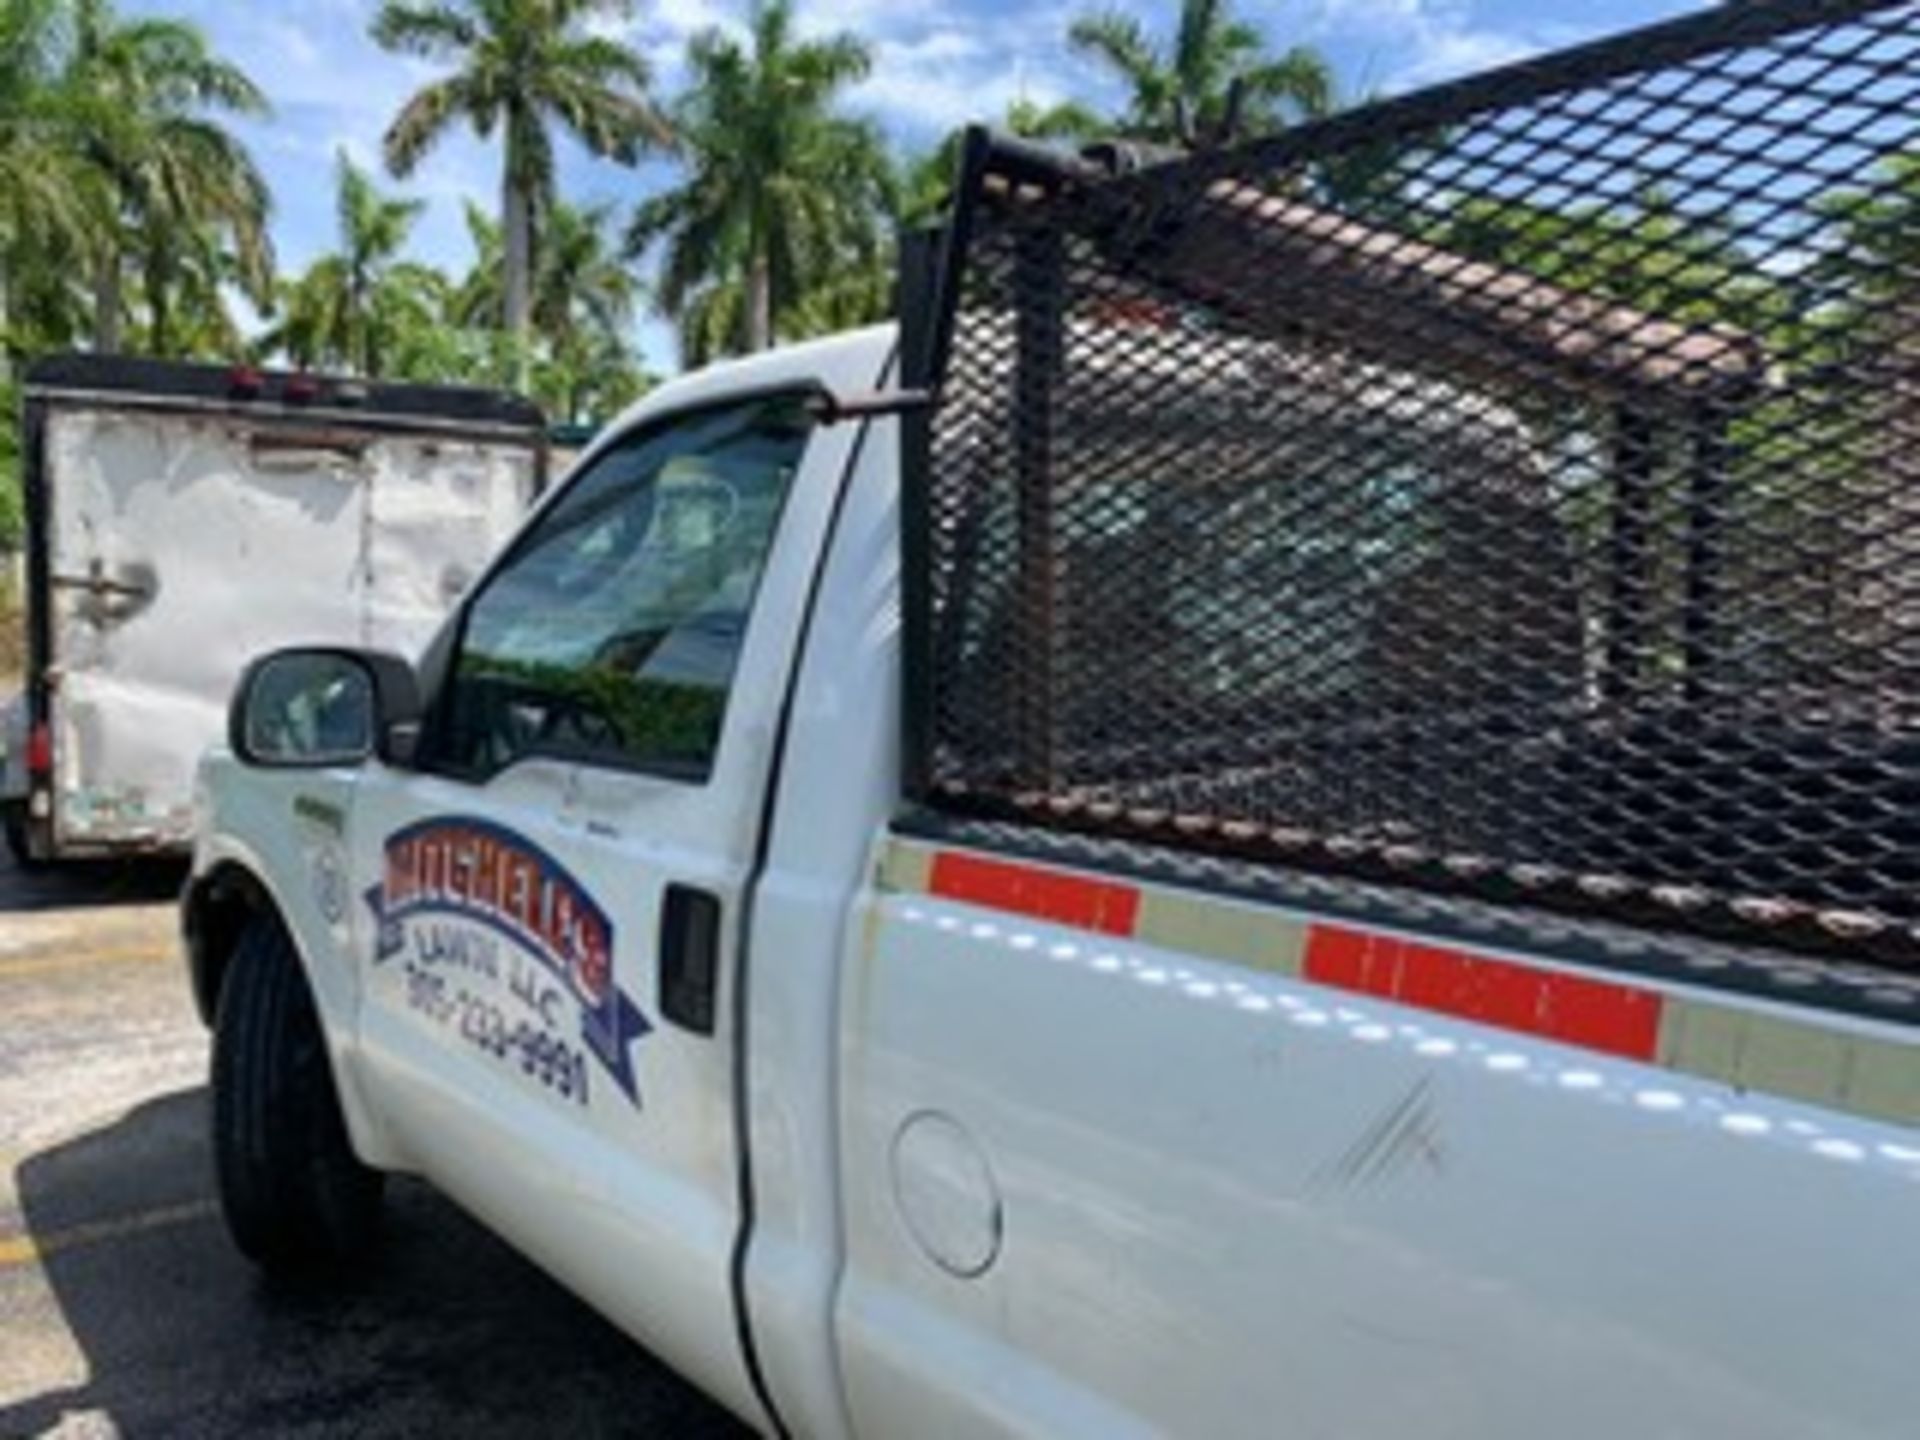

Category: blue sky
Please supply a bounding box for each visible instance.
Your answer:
[129,0,1703,372]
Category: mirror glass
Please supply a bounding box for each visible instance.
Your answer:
[241,652,375,765]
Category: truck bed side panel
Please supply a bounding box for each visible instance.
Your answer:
[836,837,1920,1439]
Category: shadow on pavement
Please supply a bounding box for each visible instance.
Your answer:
[0,852,188,914]
[3,1087,751,1438]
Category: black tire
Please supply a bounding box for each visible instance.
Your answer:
[3,801,40,870]
[212,915,384,1271]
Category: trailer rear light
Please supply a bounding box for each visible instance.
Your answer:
[25,722,51,776]
[284,374,321,404]
[227,365,264,398]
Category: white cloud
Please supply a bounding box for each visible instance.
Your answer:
[852,29,1057,136]
[1299,0,1578,94]
[1389,23,1542,89]
[629,0,746,88]
[616,0,1099,140]
[850,2,1101,140]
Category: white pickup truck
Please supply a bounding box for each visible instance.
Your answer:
[181,8,1920,1438]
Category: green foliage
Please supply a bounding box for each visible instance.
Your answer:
[372,0,667,342]
[256,151,434,376]
[239,155,653,422]
[11,0,1902,478]
[899,98,1108,230]
[1439,187,1788,338]
[3,0,1346,406]
[458,651,724,770]
[626,0,893,362]
[0,373,21,553]
[1067,0,1332,147]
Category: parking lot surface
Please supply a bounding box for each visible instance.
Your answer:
[0,850,749,1439]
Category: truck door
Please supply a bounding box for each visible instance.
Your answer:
[345,354,882,1424]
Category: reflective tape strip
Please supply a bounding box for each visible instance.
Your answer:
[1136,887,1307,977]
[1303,923,1665,1062]
[1656,999,1920,1128]
[928,850,1140,936]
[879,837,1920,1130]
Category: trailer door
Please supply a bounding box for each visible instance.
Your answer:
[42,407,373,851]
[38,406,536,854]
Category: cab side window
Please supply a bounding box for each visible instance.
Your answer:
[431,394,815,781]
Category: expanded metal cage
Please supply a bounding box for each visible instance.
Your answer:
[902,0,1920,963]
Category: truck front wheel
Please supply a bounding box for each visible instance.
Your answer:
[211,915,383,1271]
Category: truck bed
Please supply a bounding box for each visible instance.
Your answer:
[901,0,1920,976]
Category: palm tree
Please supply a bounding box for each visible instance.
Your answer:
[627,0,893,360]
[63,0,273,353]
[534,322,651,425]
[262,151,443,376]
[0,0,91,362]
[447,198,505,328]
[372,0,667,349]
[524,198,641,419]
[1068,0,1331,148]
[532,198,634,345]
[138,223,255,357]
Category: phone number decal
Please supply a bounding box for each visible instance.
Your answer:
[404,959,591,1105]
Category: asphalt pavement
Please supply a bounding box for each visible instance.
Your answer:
[0,849,749,1439]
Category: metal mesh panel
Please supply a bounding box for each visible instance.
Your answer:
[912,1,1920,962]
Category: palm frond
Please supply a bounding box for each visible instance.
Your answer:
[383,75,475,176]
[371,2,479,60]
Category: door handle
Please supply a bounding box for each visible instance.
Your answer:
[659,884,721,1035]
[51,559,157,625]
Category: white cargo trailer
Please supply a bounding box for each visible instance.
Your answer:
[1,355,546,862]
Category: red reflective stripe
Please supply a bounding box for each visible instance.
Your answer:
[929,852,1141,936]
[1304,923,1664,1062]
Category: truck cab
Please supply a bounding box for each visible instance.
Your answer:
[186,326,899,1428]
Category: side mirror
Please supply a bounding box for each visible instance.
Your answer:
[230,648,422,769]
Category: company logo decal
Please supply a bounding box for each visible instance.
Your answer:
[367,817,650,1107]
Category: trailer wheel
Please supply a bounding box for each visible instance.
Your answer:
[2,801,37,870]
[212,915,383,1271]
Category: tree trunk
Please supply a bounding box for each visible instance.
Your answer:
[745,253,772,353]
[145,243,169,357]
[501,139,533,373]
[350,268,368,376]
[92,242,122,354]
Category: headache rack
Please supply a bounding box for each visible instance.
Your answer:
[899,0,1920,967]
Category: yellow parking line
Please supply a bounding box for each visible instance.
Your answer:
[0,1198,217,1269]
[0,942,173,979]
